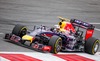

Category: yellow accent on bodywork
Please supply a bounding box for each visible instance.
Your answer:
[58,16,70,22]
[58,21,67,32]
[60,28,66,32]
[22,35,33,43]
[60,21,66,29]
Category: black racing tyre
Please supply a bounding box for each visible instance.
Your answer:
[48,35,62,54]
[12,24,27,37]
[85,37,100,55]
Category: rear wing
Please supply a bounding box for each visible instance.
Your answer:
[70,19,95,30]
[70,19,95,40]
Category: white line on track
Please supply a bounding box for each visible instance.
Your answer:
[95,28,100,32]
[90,22,100,31]
[0,57,10,61]
[0,33,4,35]
[90,23,100,25]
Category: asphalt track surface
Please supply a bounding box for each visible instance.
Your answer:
[0,0,100,53]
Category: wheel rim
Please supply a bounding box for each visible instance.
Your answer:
[20,28,27,37]
[56,39,62,52]
[94,43,99,53]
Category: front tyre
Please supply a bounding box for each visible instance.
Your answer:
[48,35,62,54]
[85,37,100,55]
[12,24,27,37]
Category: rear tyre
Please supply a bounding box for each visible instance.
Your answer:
[48,35,62,54]
[85,37,100,55]
[12,24,27,37]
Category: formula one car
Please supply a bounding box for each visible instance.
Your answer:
[4,16,100,54]
[5,25,62,54]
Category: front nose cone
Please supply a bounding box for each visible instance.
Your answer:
[22,35,33,43]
